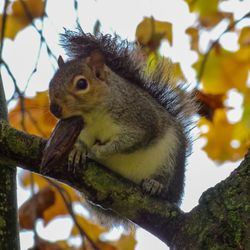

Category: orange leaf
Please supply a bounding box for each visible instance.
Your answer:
[9,91,57,138]
[0,0,45,39]
[12,0,44,18]
[21,172,81,225]
[114,233,137,250]
[93,241,118,250]
[20,172,49,189]
[30,237,64,250]
[19,187,55,230]
[43,183,80,225]
[96,232,137,250]
[136,17,172,51]
[195,90,226,120]
[71,215,108,241]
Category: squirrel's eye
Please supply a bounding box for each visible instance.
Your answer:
[76,78,88,90]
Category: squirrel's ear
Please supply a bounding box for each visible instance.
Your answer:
[57,56,65,68]
[87,50,107,81]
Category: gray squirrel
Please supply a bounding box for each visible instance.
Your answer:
[48,28,196,223]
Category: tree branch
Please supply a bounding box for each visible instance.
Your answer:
[0,72,20,249]
[0,119,183,245]
[0,119,249,249]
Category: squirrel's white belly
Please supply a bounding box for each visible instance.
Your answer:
[101,128,178,183]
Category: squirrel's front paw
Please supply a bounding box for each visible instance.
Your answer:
[141,178,164,196]
[68,145,88,173]
[91,145,106,159]
[91,140,111,159]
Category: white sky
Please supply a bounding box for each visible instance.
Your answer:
[1,0,249,249]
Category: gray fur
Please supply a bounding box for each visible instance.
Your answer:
[49,29,197,227]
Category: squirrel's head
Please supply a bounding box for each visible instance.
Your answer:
[49,50,109,119]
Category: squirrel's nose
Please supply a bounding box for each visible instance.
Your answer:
[50,102,62,118]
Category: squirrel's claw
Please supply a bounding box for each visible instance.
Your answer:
[141,178,164,196]
[68,146,87,173]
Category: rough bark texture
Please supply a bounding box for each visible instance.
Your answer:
[171,152,250,250]
[0,74,20,250]
[0,119,249,249]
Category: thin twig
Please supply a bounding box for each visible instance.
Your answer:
[74,0,80,24]
[1,59,22,96]
[1,60,26,130]
[45,178,100,250]
[197,11,250,85]
[24,0,48,91]
[19,0,57,62]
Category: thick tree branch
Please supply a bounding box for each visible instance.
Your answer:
[0,120,183,246]
[0,119,249,249]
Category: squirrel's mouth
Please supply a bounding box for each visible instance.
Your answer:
[50,102,62,118]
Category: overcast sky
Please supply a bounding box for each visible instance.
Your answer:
[2,0,249,249]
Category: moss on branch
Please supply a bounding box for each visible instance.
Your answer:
[0,119,249,249]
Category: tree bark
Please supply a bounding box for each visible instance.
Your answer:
[0,74,20,250]
[0,119,249,249]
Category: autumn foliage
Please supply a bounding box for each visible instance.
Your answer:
[1,0,250,249]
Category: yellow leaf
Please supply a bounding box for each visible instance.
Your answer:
[12,0,44,18]
[146,53,185,83]
[185,0,233,29]
[9,91,57,138]
[71,215,108,241]
[115,233,137,250]
[0,0,44,39]
[0,14,29,39]
[233,88,250,149]
[186,27,199,52]
[199,11,233,29]
[172,62,185,82]
[199,109,246,162]
[136,17,172,49]
[194,47,250,94]
[239,27,250,47]
[185,0,219,14]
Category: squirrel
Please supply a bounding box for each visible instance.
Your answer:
[48,28,196,225]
